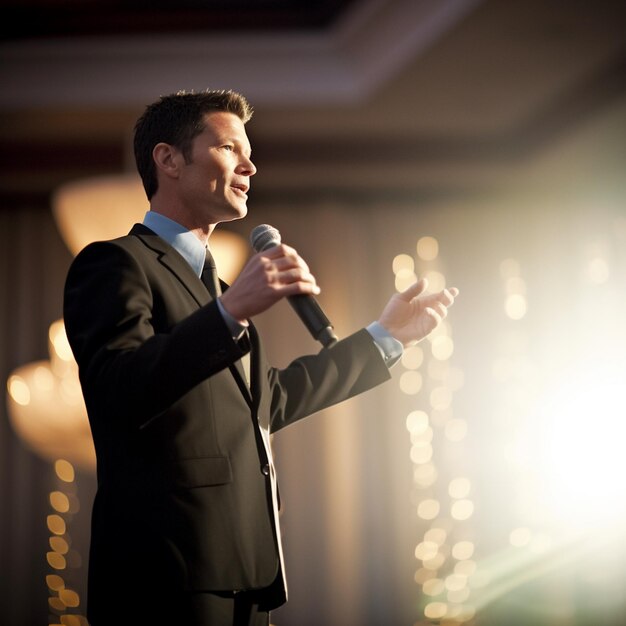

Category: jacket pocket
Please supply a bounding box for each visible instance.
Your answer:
[163,455,232,489]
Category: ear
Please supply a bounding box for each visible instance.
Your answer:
[152,142,184,181]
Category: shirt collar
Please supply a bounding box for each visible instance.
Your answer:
[142,211,206,277]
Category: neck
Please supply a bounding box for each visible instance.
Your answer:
[149,202,215,245]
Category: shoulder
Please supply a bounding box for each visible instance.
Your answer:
[65,233,155,304]
[69,227,155,271]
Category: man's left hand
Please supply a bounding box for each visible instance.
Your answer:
[378,279,459,347]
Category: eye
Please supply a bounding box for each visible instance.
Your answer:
[221,144,234,151]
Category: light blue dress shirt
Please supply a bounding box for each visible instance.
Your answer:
[142,211,402,366]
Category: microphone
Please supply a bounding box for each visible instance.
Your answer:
[250,224,338,348]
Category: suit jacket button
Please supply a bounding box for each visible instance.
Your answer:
[262,464,270,476]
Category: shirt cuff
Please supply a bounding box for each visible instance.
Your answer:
[366,321,404,368]
[216,298,249,341]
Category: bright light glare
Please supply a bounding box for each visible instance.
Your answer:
[534,366,626,531]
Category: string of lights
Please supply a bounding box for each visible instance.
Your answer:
[394,235,477,625]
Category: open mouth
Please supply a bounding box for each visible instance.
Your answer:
[231,184,249,198]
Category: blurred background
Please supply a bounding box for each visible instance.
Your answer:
[1,0,626,624]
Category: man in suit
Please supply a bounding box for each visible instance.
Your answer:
[64,90,458,626]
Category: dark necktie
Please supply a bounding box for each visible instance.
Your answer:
[201,250,222,298]
[202,249,250,387]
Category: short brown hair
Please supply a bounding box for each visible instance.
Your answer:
[133,89,253,199]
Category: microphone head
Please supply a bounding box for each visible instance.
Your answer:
[250,224,282,252]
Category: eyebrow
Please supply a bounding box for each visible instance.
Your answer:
[225,136,252,156]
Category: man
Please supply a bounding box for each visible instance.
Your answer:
[64,90,458,626]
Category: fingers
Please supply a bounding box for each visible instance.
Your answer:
[259,244,309,274]
[401,280,459,306]
[398,278,428,301]
[443,287,459,302]
[431,301,448,320]
[258,245,320,294]
[265,265,320,294]
[429,287,459,308]
[425,306,443,326]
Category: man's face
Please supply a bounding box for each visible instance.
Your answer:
[177,111,256,226]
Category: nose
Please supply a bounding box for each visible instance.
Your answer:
[238,154,257,177]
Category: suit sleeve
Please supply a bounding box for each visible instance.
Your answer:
[267,328,392,433]
[64,241,249,430]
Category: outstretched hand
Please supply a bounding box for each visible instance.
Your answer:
[378,279,459,347]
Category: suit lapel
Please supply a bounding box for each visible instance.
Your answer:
[129,223,209,308]
[129,223,254,404]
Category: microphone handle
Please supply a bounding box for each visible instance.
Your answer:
[287,294,338,348]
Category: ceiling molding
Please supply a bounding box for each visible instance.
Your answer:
[1,0,358,41]
[2,49,624,201]
[0,0,482,109]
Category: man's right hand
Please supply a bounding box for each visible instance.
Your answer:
[219,244,320,323]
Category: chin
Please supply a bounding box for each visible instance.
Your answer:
[223,204,248,223]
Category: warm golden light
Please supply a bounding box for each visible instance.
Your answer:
[424,601,447,619]
[415,541,440,561]
[410,426,433,445]
[46,551,66,570]
[49,536,69,555]
[423,578,445,596]
[395,268,418,292]
[425,527,447,546]
[52,174,148,256]
[413,463,438,487]
[46,574,65,591]
[410,443,433,464]
[58,614,86,625]
[52,174,248,281]
[7,324,94,470]
[417,236,439,261]
[452,541,475,560]
[406,410,429,434]
[47,515,66,535]
[451,500,474,521]
[399,371,423,395]
[418,499,441,520]
[59,588,80,608]
[504,294,527,320]
[399,235,472,626]
[423,553,446,570]
[528,365,626,530]
[50,491,70,513]
[431,336,454,361]
[415,567,436,584]
[34,366,54,392]
[445,573,468,591]
[49,321,74,363]
[448,477,471,499]
[424,270,446,292]
[393,253,415,273]
[7,375,30,406]
[401,345,424,370]
[54,459,75,483]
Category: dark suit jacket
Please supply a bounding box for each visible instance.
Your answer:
[63,224,390,617]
